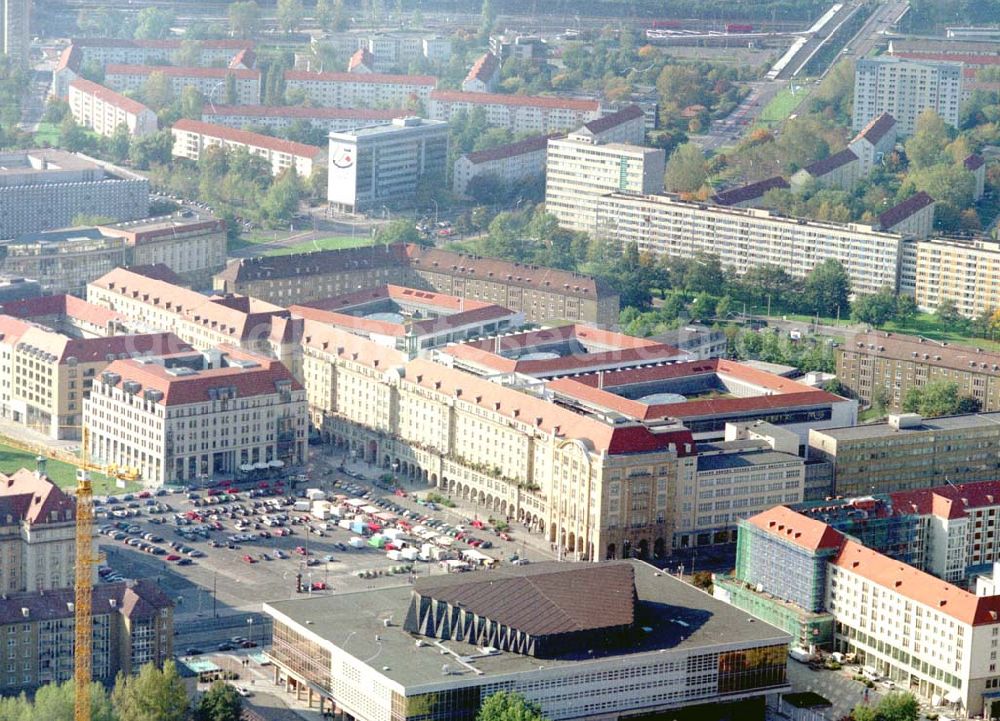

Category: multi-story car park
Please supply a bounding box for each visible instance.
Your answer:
[264,561,791,721]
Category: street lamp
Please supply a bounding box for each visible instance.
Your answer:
[247,617,254,646]
[207,80,226,114]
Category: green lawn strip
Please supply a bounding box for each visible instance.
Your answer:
[263,235,371,256]
[757,86,807,124]
[0,441,137,495]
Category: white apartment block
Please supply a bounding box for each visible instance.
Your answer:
[85,351,308,485]
[201,105,406,134]
[1,0,30,65]
[594,193,905,297]
[104,65,262,106]
[852,56,963,135]
[848,112,897,176]
[69,38,252,69]
[283,70,435,109]
[452,132,553,198]
[428,90,602,134]
[327,117,448,212]
[171,119,325,178]
[546,136,666,234]
[313,33,451,71]
[68,78,157,138]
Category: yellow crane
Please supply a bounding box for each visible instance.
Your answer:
[75,426,97,721]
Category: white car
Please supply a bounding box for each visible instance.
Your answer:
[235,686,252,698]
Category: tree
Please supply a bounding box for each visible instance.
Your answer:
[902,380,977,418]
[58,116,95,153]
[103,122,131,163]
[180,86,205,120]
[895,294,917,323]
[935,298,962,325]
[683,253,725,293]
[176,40,203,67]
[904,109,951,169]
[476,692,547,721]
[479,0,497,38]
[851,692,919,721]
[801,259,850,318]
[851,286,898,327]
[112,661,189,721]
[134,7,175,39]
[129,129,173,168]
[689,292,717,321]
[228,1,260,39]
[375,220,421,245]
[141,71,173,111]
[907,164,976,229]
[261,169,302,224]
[276,0,305,33]
[195,682,242,721]
[655,65,704,112]
[315,0,334,30]
[664,142,707,193]
[224,72,238,105]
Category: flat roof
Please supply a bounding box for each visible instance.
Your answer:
[264,560,789,689]
[331,118,448,140]
[811,411,1000,441]
[697,447,802,472]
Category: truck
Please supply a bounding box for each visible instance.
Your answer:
[386,549,403,561]
[348,537,366,549]
[292,501,310,512]
[306,488,326,501]
[789,648,813,663]
[401,547,419,562]
[350,520,367,535]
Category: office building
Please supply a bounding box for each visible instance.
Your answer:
[852,56,964,135]
[172,120,326,178]
[835,331,1000,410]
[201,105,406,134]
[264,561,790,721]
[594,193,906,297]
[0,150,149,240]
[428,90,601,134]
[809,412,1000,496]
[453,133,556,199]
[283,70,435,109]
[104,65,261,105]
[67,78,157,138]
[848,112,897,176]
[545,136,665,234]
[85,348,307,485]
[878,192,935,239]
[0,0,29,65]
[327,117,448,212]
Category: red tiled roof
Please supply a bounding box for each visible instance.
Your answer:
[171,119,324,160]
[203,105,406,121]
[834,539,1000,625]
[464,132,561,164]
[348,47,375,72]
[0,294,122,327]
[106,64,260,80]
[712,176,789,206]
[228,47,256,69]
[878,191,935,230]
[0,469,76,525]
[69,77,153,117]
[465,52,500,84]
[101,352,301,406]
[890,481,1000,520]
[301,319,408,369]
[284,69,437,85]
[746,506,845,552]
[802,148,858,177]
[843,331,1000,376]
[965,153,986,171]
[430,89,601,112]
[300,284,496,314]
[851,112,896,145]
[56,44,82,72]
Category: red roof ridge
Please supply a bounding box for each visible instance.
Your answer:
[430,89,601,111]
[284,69,437,85]
[69,77,153,117]
[171,119,324,159]
[106,64,260,80]
[746,506,845,552]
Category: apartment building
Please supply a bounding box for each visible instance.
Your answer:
[848,112,898,176]
[571,104,647,145]
[0,0,29,65]
[545,136,666,233]
[913,237,1000,317]
[0,468,77,593]
[264,561,790,721]
[104,65,261,105]
[67,78,157,138]
[427,90,602,134]
[327,117,448,212]
[283,70,435,109]
[172,120,325,178]
[69,38,251,69]
[712,176,790,209]
[452,133,556,199]
[835,331,1000,410]
[852,56,964,135]
[789,148,859,192]
[201,104,405,134]
[595,193,906,297]
[878,192,935,239]
[809,412,1000,497]
[0,305,188,440]
[314,32,451,72]
[0,150,148,240]
[85,348,307,485]
[87,267,302,376]
[462,52,500,93]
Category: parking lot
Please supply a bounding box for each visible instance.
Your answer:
[95,461,538,653]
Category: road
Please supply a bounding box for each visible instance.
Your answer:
[694,81,785,152]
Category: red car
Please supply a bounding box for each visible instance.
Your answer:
[471,520,484,529]
[226,487,239,494]
[394,488,407,497]
[499,532,511,541]
[207,489,221,496]
[138,491,151,499]
[242,555,256,564]
[311,581,327,590]
[295,546,308,555]
[166,554,181,561]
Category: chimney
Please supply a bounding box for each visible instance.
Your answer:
[35,456,46,479]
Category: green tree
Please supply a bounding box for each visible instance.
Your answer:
[664,142,707,193]
[476,692,547,721]
[129,129,174,168]
[112,661,189,721]
[683,253,725,293]
[375,220,421,245]
[194,681,242,721]
[851,692,920,721]
[479,0,497,38]
[224,72,238,105]
[33,679,115,721]
[261,169,302,224]
[895,294,917,323]
[103,123,132,163]
[904,109,951,169]
[851,286,898,327]
[133,7,175,39]
[656,65,705,112]
[902,380,979,418]
[801,259,850,318]
[228,0,261,39]
[175,39,203,67]
[689,292,717,321]
[907,164,976,230]
[935,298,962,325]
[140,71,173,111]
[276,0,305,33]
[180,86,205,120]
[58,115,95,153]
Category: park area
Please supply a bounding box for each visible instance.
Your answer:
[757,85,806,125]
[228,230,370,256]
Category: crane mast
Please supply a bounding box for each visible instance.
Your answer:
[74,427,95,721]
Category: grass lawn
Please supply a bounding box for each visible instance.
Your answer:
[226,229,304,254]
[757,86,807,124]
[882,313,1000,352]
[32,122,60,146]
[0,441,137,495]
[264,235,371,256]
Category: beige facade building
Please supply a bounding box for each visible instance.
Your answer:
[595,193,905,297]
[104,65,261,105]
[201,105,405,134]
[848,112,897,176]
[914,237,1000,317]
[85,349,308,485]
[545,136,665,234]
[428,90,601,134]
[835,331,1000,411]
[452,132,555,199]
[68,78,157,138]
[172,120,325,179]
[789,148,859,192]
[283,70,435,109]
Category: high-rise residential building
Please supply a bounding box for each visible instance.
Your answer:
[913,236,1000,317]
[545,135,665,234]
[852,56,964,135]
[1,0,29,65]
[327,117,448,212]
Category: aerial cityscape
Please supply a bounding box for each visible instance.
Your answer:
[1,0,1000,720]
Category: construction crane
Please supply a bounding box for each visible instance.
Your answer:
[74,427,97,721]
